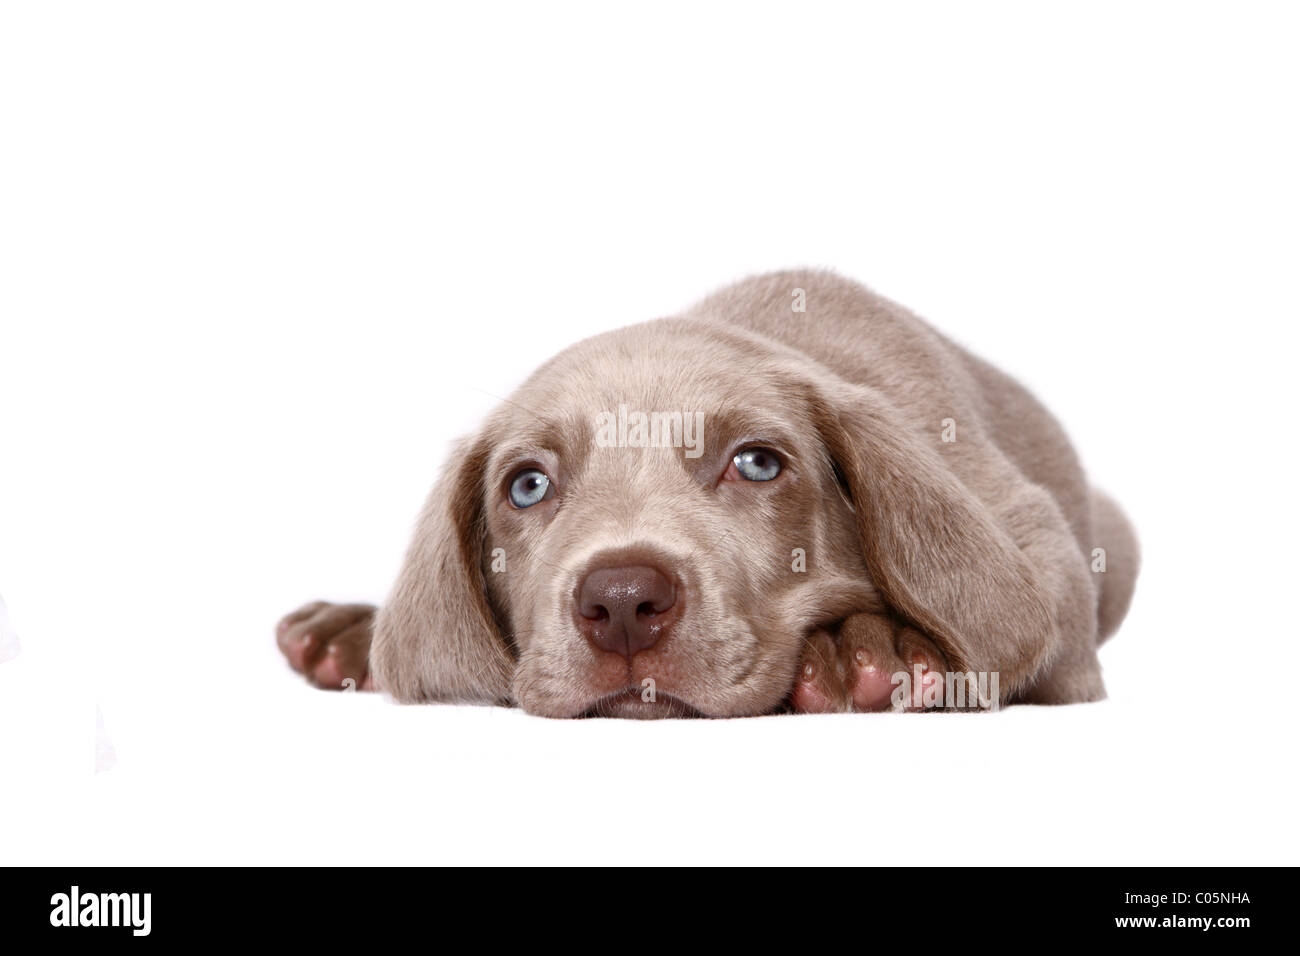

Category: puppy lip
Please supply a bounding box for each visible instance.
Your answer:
[577,687,705,719]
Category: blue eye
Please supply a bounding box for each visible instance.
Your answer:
[508,468,552,508]
[733,448,781,481]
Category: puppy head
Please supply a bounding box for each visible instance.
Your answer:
[372,318,1050,716]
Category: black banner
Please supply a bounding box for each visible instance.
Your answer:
[3,866,1283,946]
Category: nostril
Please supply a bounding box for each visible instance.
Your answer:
[581,604,610,622]
[639,588,676,618]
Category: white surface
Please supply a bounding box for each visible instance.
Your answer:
[1,1,1297,865]
[0,596,20,663]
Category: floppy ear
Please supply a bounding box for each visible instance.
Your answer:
[371,435,515,704]
[809,383,1056,679]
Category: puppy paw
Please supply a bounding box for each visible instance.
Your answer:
[275,602,377,691]
[789,629,848,713]
[791,613,948,713]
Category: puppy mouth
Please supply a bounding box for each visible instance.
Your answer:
[578,688,705,719]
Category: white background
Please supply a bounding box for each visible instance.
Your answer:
[2,1,1297,865]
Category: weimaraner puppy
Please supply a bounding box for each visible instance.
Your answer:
[277,270,1138,717]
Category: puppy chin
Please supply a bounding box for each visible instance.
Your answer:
[580,688,704,719]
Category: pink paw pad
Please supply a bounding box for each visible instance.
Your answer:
[850,650,896,711]
[791,660,837,713]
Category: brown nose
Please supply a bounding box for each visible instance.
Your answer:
[575,565,679,658]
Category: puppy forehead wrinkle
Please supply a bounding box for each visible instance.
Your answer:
[695,406,806,451]
[487,409,592,468]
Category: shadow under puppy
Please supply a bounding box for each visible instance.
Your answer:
[277,270,1138,717]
